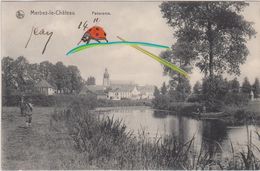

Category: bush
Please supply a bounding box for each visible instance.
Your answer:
[224,92,249,107]
[168,102,202,115]
[2,95,55,106]
[2,94,98,107]
[152,94,170,110]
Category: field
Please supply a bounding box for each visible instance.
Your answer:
[1,107,97,170]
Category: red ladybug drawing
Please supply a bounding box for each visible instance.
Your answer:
[78,26,108,45]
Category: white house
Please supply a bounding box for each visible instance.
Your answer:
[108,85,136,100]
[35,80,55,95]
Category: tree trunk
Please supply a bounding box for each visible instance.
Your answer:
[207,20,214,79]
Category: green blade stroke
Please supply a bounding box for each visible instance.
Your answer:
[117,36,189,78]
[66,41,170,56]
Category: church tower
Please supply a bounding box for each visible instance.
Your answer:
[103,68,110,87]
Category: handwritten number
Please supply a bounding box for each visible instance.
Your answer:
[78,20,88,30]
[78,21,82,29]
[93,18,99,23]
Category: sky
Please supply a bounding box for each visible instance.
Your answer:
[1,1,260,87]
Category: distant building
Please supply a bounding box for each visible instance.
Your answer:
[35,80,55,95]
[138,85,155,99]
[108,85,136,100]
[80,68,155,100]
[79,85,107,99]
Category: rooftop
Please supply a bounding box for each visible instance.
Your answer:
[35,80,54,88]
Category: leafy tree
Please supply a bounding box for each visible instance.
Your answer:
[193,81,202,94]
[2,57,16,90]
[168,87,177,102]
[152,94,170,110]
[8,56,34,92]
[67,65,84,93]
[160,41,193,91]
[252,78,260,98]
[52,62,69,93]
[160,2,256,78]
[86,76,96,85]
[39,61,55,84]
[161,82,167,95]
[202,75,229,110]
[175,78,191,101]
[241,77,251,95]
[229,78,240,93]
[153,86,160,97]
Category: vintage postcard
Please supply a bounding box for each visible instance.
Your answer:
[1,0,260,170]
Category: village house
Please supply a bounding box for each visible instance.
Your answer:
[35,80,55,96]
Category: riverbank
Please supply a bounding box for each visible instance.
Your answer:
[2,104,260,169]
[152,101,260,125]
[96,99,152,107]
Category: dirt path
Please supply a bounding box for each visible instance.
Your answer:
[1,107,98,170]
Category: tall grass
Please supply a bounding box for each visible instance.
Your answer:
[50,101,260,170]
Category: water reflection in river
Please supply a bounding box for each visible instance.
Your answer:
[94,106,260,159]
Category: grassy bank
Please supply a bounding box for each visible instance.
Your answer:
[2,101,260,169]
[50,101,260,169]
[152,100,260,125]
[221,101,260,125]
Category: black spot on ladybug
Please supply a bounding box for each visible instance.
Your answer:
[96,27,99,30]
[96,33,99,36]
[89,28,92,32]
[104,32,106,36]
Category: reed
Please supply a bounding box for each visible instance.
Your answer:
[50,101,260,169]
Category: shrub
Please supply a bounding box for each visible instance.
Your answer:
[50,100,260,169]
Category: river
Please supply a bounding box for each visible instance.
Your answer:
[93,106,260,159]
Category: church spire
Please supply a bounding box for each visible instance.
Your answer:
[103,68,110,86]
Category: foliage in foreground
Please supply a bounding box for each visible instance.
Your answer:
[50,101,260,169]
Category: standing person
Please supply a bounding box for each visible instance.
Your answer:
[24,99,33,127]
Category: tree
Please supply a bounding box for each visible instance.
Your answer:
[161,82,167,95]
[160,41,193,91]
[175,78,191,101]
[160,43,192,102]
[252,78,260,98]
[193,81,202,94]
[202,75,229,110]
[86,76,96,85]
[229,78,240,93]
[39,61,55,84]
[241,77,251,95]
[2,57,16,90]
[153,86,160,97]
[52,62,68,93]
[152,86,170,109]
[160,2,256,78]
[67,65,84,93]
[8,56,34,92]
